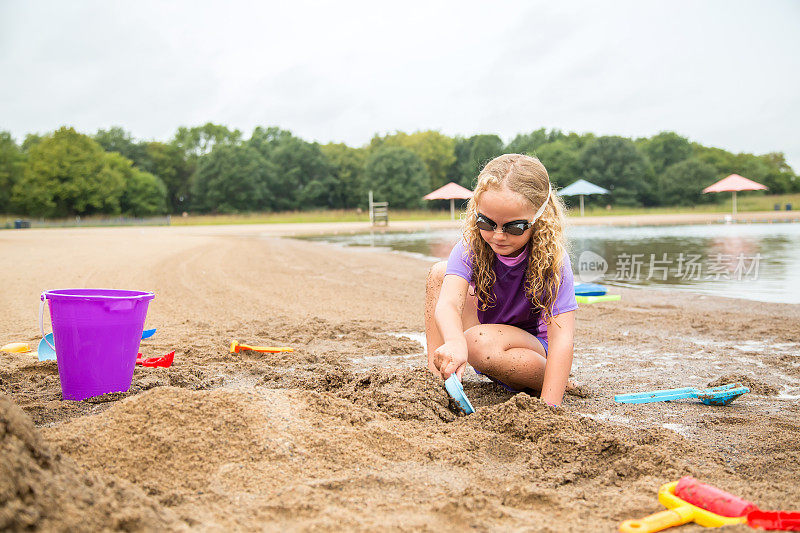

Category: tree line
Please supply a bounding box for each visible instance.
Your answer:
[0,124,796,217]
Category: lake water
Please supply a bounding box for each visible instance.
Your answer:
[308,222,800,305]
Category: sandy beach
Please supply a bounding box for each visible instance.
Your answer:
[2,222,799,531]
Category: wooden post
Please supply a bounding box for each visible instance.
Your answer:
[732,191,737,215]
[450,198,455,220]
[580,195,585,216]
[369,190,374,224]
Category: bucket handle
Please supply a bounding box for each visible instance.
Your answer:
[39,292,56,351]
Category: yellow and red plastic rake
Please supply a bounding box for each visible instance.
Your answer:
[620,476,800,532]
[229,340,293,354]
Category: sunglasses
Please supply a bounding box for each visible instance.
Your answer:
[475,214,533,236]
[474,186,552,236]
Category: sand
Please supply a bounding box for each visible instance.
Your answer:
[1,222,799,531]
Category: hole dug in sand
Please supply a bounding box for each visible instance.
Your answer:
[330,367,459,422]
[469,394,717,485]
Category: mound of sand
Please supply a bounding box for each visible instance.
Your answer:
[707,374,780,396]
[0,393,177,532]
[45,387,281,494]
[28,365,796,530]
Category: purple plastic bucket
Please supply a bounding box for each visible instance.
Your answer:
[39,289,155,401]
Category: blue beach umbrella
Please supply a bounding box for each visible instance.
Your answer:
[557,179,609,216]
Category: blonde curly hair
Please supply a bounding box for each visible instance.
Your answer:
[463,154,568,324]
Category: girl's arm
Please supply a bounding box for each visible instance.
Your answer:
[540,310,575,406]
[431,274,469,379]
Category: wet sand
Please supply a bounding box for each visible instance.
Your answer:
[1,223,799,531]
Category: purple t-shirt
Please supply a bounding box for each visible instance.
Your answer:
[445,240,578,339]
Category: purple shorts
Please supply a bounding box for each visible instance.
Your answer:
[474,336,548,393]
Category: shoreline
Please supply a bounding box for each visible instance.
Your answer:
[3,209,799,238]
[567,209,800,226]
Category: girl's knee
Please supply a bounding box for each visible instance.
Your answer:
[426,261,448,289]
[464,325,544,375]
[464,326,495,365]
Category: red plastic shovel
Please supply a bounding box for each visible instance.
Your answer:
[136,351,174,368]
[747,510,800,531]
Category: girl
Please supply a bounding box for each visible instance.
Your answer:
[424,154,577,406]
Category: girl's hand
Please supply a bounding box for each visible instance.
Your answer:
[432,341,468,380]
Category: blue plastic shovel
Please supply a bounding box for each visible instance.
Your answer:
[614,383,749,406]
[574,283,608,296]
[445,375,475,414]
[38,328,157,361]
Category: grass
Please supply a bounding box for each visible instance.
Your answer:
[0,209,455,228]
[168,209,455,226]
[3,193,798,228]
[574,192,800,217]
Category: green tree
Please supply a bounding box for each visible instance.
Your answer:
[691,145,789,193]
[105,152,167,217]
[466,134,504,177]
[506,129,547,155]
[321,143,367,208]
[274,138,335,209]
[173,122,242,157]
[123,169,168,216]
[733,154,770,186]
[12,127,126,216]
[658,158,719,206]
[370,131,456,190]
[364,147,429,209]
[535,139,581,188]
[94,127,150,168]
[562,131,597,150]
[21,133,44,153]
[505,128,566,155]
[191,144,274,213]
[248,128,334,210]
[143,141,192,212]
[0,132,24,212]
[445,134,505,187]
[447,136,473,187]
[640,132,693,175]
[758,152,798,194]
[247,127,295,210]
[170,123,241,209]
[692,144,737,176]
[247,126,293,158]
[172,123,242,157]
[578,136,653,206]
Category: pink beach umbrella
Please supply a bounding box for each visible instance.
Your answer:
[702,174,768,215]
[423,182,473,220]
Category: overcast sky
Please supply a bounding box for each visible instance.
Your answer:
[2,1,798,170]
